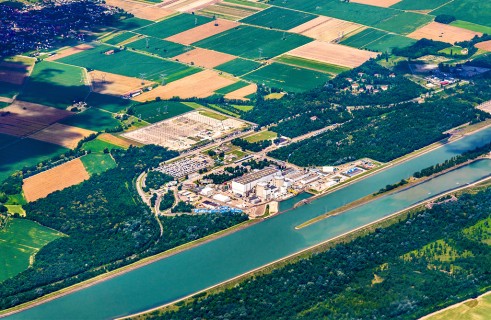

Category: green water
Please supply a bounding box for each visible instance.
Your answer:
[7,128,491,320]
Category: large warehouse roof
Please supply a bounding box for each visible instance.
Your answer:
[233,167,279,185]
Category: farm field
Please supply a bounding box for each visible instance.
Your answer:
[214,58,262,76]
[22,158,90,202]
[17,61,89,109]
[103,32,137,45]
[85,92,133,113]
[215,81,250,95]
[193,25,313,59]
[424,292,491,320]
[126,37,190,58]
[57,44,199,82]
[0,82,21,98]
[133,69,236,100]
[198,1,264,20]
[113,17,153,30]
[340,28,388,48]
[224,83,257,101]
[130,101,194,123]
[231,104,253,112]
[82,138,123,154]
[240,7,316,31]
[351,0,401,7]
[431,0,491,27]
[60,108,121,132]
[136,14,212,39]
[286,41,378,68]
[97,133,133,148]
[165,19,238,45]
[276,55,350,75]
[45,44,94,61]
[106,0,174,21]
[172,48,236,68]
[0,59,33,85]
[28,123,95,149]
[0,135,68,183]
[450,20,491,34]
[289,16,365,43]
[89,70,155,97]
[475,41,491,52]
[243,63,330,93]
[372,11,433,34]
[245,130,277,143]
[80,153,117,176]
[408,22,482,44]
[0,219,63,283]
[366,34,416,52]
[391,0,450,10]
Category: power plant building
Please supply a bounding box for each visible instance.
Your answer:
[231,167,280,196]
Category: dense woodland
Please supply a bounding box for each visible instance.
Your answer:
[269,74,491,166]
[231,138,272,152]
[0,146,247,310]
[144,171,173,191]
[150,187,491,320]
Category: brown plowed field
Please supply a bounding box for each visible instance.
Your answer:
[23,158,90,202]
[475,40,491,51]
[172,48,236,68]
[408,22,482,44]
[289,16,365,42]
[89,70,155,96]
[106,0,174,21]
[133,69,236,101]
[98,133,134,148]
[0,61,32,85]
[46,44,94,61]
[350,0,401,7]
[224,83,257,101]
[29,123,96,149]
[0,101,72,137]
[166,19,238,45]
[287,41,378,68]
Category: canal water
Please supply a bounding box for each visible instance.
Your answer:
[7,128,491,320]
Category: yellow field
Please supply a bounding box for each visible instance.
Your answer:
[290,16,365,42]
[224,84,257,101]
[173,48,236,68]
[423,291,491,320]
[28,123,96,149]
[408,22,482,44]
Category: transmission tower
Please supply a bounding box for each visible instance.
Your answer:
[160,74,167,86]
[139,73,147,85]
[145,37,150,48]
[258,48,263,59]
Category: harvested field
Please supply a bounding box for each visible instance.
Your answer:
[0,101,72,137]
[165,0,220,13]
[0,61,32,85]
[199,2,261,20]
[28,123,96,149]
[350,0,401,7]
[45,44,93,61]
[172,48,236,68]
[287,41,378,68]
[408,22,482,44]
[88,70,154,96]
[22,158,89,202]
[475,40,491,51]
[106,0,174,21]
[290,16,365,42]
[98,133,134,148]
[224,83,257,101]
[133,70,236,100]
[166,19,238,45]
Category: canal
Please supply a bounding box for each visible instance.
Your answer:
[7,127,491,320]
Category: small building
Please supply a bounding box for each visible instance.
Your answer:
[213,193,231,203]
[200,186,214,196]
[322,166,335,173]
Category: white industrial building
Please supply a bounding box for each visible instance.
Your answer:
[231,167,279,196]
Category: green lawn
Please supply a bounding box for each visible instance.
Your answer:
[243,63,330,92]
[57,44,199,82]
[80,153,117,176]
[130,100,194,123]
[215,81,250,95]
[450,20,491,34]
[60,108,121,132]
[432,0,491,27]
[0,219,64,282]
[231,104,253,112]
[126,37,191,58]
[240,7,316,30]
[193,25,313,59]
[104,32,136,45]
[0,134,67,183]
[17,61,89,109]
[82,138,123,153]
[214,58,262,76]
[276,55,349,75]
[136,14,212,38]
[245,130,277,142]
[85,92,133,113]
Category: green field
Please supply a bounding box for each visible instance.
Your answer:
[60,108,121,132]
[232,104,253,112]
[214,58,262,76]
[0,101,9,109]
[0,219,64,282]
[80,153,117,176]
[243,63,330,92]
[240,7,316,30]
[391,0,451,10]
[245,130,277,143]
[126,37,191,58]
[82,138,123,154]
[276,55,350,75]
[432,0,491,27]
[439,46,468,56]
[0,82,21,98]
[0,134,68,182]
[131,100,193,123]
[85,92,133,113]
[194,25,313,59]
[340,28,388,48]
[214,81,250,95]
[223,0,269,9]
[373,11,433,34]
[113,17,153,31]
[57,44,199,82]
[17,61,89,109]
[199,110,228,120]
[450,20,491,34]
[366,34,416,52]
[136,14,212,38]
[104,32,136,45]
